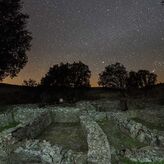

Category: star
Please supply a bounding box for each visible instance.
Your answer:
[3,0,164,86]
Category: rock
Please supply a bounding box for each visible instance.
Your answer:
[0,112,14,127]
[108,112,164,146]
[13,104,47,123]
[74,152,87,164]
[51,107,81,123]
[1,103,164,163]
[80,115,111,164]
[125,146,164,163]
[137,131,146,143]
[13,140,83,164]
[93,100,121,112]
[76,101,96,111]
[92,100,121,112]
[12,111,52,140]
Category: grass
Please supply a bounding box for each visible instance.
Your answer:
[98,119,146,150]
[0,121,19,132]
[99,119,163,164]
[132,118,164,131]
[39,123,88,152]
[119,158,164,164]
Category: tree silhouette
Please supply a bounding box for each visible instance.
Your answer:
[98,63,128,89]
[41,61,91,87]
[41,63,72,87]
[148,73,157,86]
[69,61,91,87]
[137,70,157,88]
[23,79,37,87]
[127,71,139,89]
[0,0,32,81]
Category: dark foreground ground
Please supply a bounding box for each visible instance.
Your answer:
[0,83,164,105]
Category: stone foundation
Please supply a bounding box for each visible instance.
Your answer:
[12,112,52,140]
[12,140,86,164]
[80,115,111,164]
[0,112,14,127]
[125,146,164,163]
[0,102,164,163]
[107,112,164,147]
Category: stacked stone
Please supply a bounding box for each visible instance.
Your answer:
[125,146,164,163]
[0,112,14,127]
[80,115,111,164]
[13,140,86,164]
[108,112,164,146]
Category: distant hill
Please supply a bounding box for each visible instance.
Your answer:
[0,83,164,105]
[0,83,23,88]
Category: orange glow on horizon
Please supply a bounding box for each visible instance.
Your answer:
[2,71,164,87]
[3,74,99,87]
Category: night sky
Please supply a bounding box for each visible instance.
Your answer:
[4,0,164,86]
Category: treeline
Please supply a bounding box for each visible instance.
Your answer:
[98,63,157,89]
[23,62,157,89]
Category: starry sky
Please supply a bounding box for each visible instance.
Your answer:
[4,0,164,86]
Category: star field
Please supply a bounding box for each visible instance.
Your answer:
[4,0,164,86]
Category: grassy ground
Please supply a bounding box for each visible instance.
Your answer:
[98,119,164,164]
[0,121,19,132]
[38,123,88,152]
[98,119,146,150]
[132,118,164,131]
[115,157,164,164]
[98,119,148,164]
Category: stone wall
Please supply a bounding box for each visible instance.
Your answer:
[76,101,96,111]
[0,112,14,127]
[126,107,164,125]
[2,103,164,163]
[13,105,84,123]
[12,140,86,164]
[108,112,164,147]
[125,146,164,163]
[0,125,18,160]
[0,111,52,163]
[12,111,52,140]
[80,115,111,164]
[13,104,47,123]
[76,100,121,112]
[50,107,82,123]
[92,100,121,112]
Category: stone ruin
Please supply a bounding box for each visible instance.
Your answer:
[0,100,163,163]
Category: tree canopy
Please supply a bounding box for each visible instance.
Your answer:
[98,63,128,89]
[98,63,157,89]
[23,79,37,87]
[0,0,32,81]
[41,61,91,87]
[137,70,157,88]
[127,70,157,89]
[127,71,139,89]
